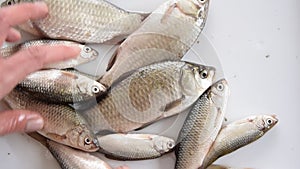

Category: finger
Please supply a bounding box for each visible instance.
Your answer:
[0,45,80,99]
[5,27,21,42]
[0,110,44,136]
[0,2,48,43]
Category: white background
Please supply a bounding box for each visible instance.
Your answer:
[0,0,299,169]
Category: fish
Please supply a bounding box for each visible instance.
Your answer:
[81,61,215,133]
[202,115,278,168]
[46,140,112,169]
[4,88,99,152]
[207,165,254,169]
[0,39,98,69]
[1,0,147,44]
[100,0,210,87]
[17,69,106,103]
[175,79,230,169]
[97,133,175,160]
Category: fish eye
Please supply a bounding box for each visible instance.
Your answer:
[167,141,175,149]
[7,1,12,5]
[216,83,224,91]
[83,46,92,53]
[84,137,92,145]
[200,70,208,79]
[266,118,273,125]
[91,85,100,94]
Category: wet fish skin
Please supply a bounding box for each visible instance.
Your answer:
[97,133,175,160]
[175,79,230,169]
[18,69,106,103]
[207,165,255,169]
[47,140,112,169]
[202,115,278,168]
[100,0,210,87]
[83,61,215,133]
[1,0,147,44]
[4,88,99,152]
[0,39,98,69]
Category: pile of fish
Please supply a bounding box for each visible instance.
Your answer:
[0,0,278,169]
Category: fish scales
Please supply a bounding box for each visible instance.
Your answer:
[97,134,175,160]
[1,0,146,44]
[83,61,215,133]
[0,39,98,69]
[17,69,106,103]
[100,0,210,86]
[4,88,99,152]
[47,140,112,169]
[175,79,229,169]
[202,115,278,168]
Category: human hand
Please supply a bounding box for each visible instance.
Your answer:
[0,2,80,136]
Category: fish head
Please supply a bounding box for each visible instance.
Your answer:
[65,125,99,152]
[252,114,278,132]
[153,136,175,154]
[192,64,216,92]
[86,81,107,98]
[209,79,230,108]
[79,45,99,60]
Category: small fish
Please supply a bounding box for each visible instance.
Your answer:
[207,165,254,169]
[82,61,215,133]
[18,69,106,103]
[202,115,278,168]
[1,0,147,44]
[4,88,99,152]
[100,0,210,86]
[97,133,175,160]
[47,140,112,169]
[0,40,98,69]
[175,79,230,169]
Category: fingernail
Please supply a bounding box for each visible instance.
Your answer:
[68,46,81,56]
[25,117,44,132]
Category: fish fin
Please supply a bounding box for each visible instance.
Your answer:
[46,133,67,141]
[109,69,138,88]
[161,3,177,23]
[95,130,117,137]
[106,48,119,71]
[70,99,98,111]
[61,71,79,79]
[162,96,184,112]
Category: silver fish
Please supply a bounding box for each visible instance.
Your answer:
[202,115,278,168]
[18,69,106,103]
[4,88,99,152]
[207,165,254,169]
[47,140,112,169]
[97,133,175,160]
[82,61,215,133]
[100,0,210,86]
[1,0,147,44]
[0,39,98,69]
[175,79,230,169]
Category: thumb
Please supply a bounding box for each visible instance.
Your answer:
[0,110,44,136]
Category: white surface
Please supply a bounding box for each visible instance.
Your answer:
[0,0,299,169]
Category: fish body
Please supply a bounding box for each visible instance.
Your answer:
[1,0,146,44]
[97,133,175,160]
[18,69,106,103]
[47,140,112,169]
[4,88,99,152]
[83,61,215,133]
[0,40,98,69]
[175,79,229,169]
[100,0,210,86]
[207,165,254,169]
[202,115,278,168]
